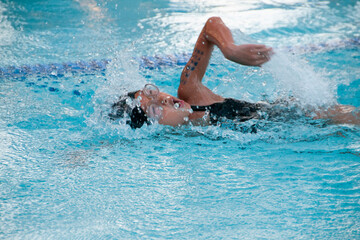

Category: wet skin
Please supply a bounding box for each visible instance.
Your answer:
[135,90,192,127]
[133,17,273,127]
[133,17,359,126]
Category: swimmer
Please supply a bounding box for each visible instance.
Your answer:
[110,17,360,128]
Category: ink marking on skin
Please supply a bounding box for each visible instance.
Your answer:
[198,57,201,61]
[181,72,188,84]
[194,62,198,66]
[200,51,204,55]
[191,67,195,71]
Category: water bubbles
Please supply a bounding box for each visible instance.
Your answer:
[137,23,144,29]
[174,102,180,109]
[125,98,132,105]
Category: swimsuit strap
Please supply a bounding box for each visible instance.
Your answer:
[191,105,212,112]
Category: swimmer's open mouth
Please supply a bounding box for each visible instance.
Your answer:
[173,99,184,109]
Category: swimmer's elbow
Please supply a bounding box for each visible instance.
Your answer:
[206,16,222,24]
[205,17,224,30]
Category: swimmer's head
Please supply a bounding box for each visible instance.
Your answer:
[109,84,192,129]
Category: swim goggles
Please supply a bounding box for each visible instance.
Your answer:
[140,84,163,121]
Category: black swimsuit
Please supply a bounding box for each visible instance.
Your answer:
[191,98,267,124]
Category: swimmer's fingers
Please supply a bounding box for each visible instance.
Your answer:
[254,58,269,66]
[256,49,273,64]
[250,45,273,66]
[251,46,274,59]
[244,44,273,65]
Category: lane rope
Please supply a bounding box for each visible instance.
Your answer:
[1,37,359,79]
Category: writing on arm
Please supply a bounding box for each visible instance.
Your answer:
[178,17,272,103]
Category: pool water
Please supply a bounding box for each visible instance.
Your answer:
[1,0,359,239]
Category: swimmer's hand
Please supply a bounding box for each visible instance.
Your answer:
[223,44,273,67]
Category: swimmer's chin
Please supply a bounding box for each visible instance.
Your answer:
[158,115,189,127]
[157,115,209,127]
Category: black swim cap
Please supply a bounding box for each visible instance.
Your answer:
[109,90,149,129]
[128,106,148,129]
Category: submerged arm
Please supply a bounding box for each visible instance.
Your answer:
[313,105,360,125]
[178,17,272,104]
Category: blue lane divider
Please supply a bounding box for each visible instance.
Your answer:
[1,37,359,79]
[0,59,111,79]
[138,53,191,70]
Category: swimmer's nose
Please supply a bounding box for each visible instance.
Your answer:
[158,95,172,105]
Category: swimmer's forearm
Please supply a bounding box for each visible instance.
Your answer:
[204,17,273,66]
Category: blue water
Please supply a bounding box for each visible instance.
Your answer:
[1,0,359,239]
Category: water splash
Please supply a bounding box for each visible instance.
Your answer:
[262,50,337,107]
[86,49,152,137]
[0,3,16,47]
[232,30,338,107]
[98,49,145,104]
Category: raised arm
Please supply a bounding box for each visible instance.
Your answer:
[205,18,272,67]
[178,17,272,104]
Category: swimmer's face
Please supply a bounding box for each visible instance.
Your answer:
[135,84,192,126]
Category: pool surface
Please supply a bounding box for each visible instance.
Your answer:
[1,0,360,239]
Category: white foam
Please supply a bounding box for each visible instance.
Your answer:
[232,30,338,107]
[262,50,337,107]
[97,50,145,105]
[0,3,16,47]
[86,49,147,134]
